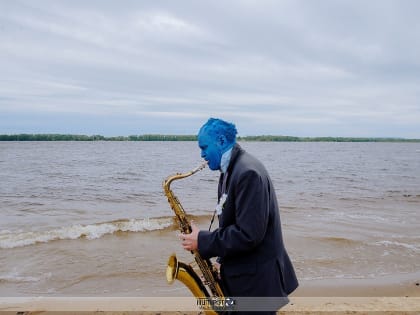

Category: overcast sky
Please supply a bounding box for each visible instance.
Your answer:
[1,0,419,137]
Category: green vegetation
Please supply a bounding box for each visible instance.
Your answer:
[0,134,197,141]
[0,134,419,142]
[238,135,420,142]
[0,134,106,141]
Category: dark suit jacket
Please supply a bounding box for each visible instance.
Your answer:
[198,144,298,297]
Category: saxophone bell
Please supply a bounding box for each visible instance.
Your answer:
[166,253,210,298]
[166,254,177,284]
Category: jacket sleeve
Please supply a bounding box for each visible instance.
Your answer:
[198,169,270,259]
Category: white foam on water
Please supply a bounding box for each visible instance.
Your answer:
[0,269,52,283]
[371,240,420,252]
[0,218,173,249]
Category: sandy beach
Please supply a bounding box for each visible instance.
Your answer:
[1,297,419,314]
[1,276,419,314]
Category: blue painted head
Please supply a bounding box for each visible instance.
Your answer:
[198,118,237,171]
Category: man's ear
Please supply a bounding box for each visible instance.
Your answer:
[217,134,228,149]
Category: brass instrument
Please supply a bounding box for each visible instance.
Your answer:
[163,162,225,314]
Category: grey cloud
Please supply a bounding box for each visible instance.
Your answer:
[0,0,419,137]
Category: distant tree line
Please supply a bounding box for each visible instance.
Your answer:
[238,135,420,142]
[0,134,419,142]
[128,134,197,141]
[0,134,197,141]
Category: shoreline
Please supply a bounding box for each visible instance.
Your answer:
[1,275,419,314]
[293,272,420,297]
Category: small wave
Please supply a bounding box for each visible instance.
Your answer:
[0,270,49,283]
[372,240,420,252]
[314,236,361,246]
[0,217,174,249]
[324,236,358,244]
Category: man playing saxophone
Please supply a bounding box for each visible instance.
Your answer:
[180,118,299,314]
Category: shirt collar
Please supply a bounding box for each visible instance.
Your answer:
[220,147,233,173]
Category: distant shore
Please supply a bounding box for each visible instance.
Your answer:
[1,134,420,142]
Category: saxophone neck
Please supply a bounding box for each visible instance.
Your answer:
[163,162,207,188]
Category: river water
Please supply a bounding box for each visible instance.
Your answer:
[0,141,419,296]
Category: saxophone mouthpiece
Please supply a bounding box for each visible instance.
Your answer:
[199,161,207,171]
[192,161,207,173]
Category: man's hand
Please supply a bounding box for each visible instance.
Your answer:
[180,220,199,251]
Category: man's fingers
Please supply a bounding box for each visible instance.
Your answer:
[190,220,198,230]
[178,224,199,251]
[179,233,191,245]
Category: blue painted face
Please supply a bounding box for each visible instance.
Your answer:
[198,131,223,171]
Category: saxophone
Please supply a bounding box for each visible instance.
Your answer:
[163,162,225,314]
